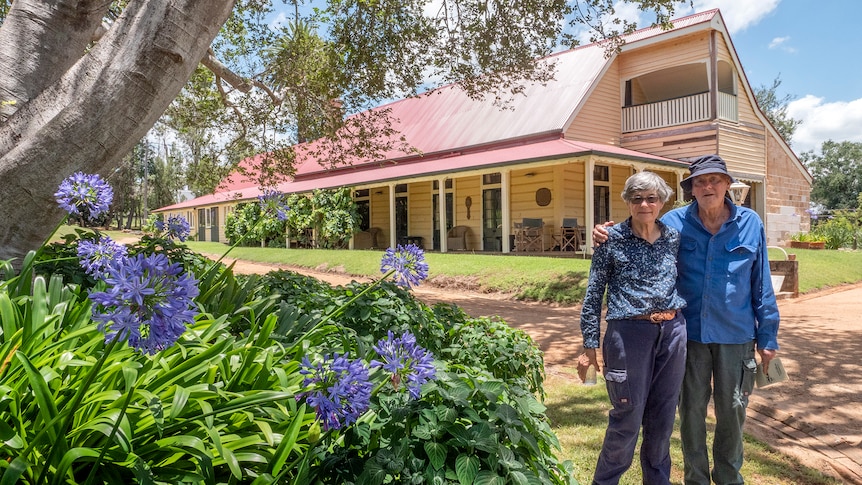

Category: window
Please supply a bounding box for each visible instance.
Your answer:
[593,165,610,224]
[483,172,502,185]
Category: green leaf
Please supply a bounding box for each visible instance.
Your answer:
[0,292,21,340]
[15,352,60,445]
[54,447,101,482]
[270,403,307,474]
[455,454,479,485]
[26,276,48,341]
[424,442,447,470]
[170,385,190,420]
[474,470,506,485]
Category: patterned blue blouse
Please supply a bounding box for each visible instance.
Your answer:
[580,218,686,349]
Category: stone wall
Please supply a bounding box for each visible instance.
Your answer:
[765,134,811,245]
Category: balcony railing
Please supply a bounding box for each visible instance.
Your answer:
[622,91,738,133]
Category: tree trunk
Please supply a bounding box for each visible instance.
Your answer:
[0,0,112,121]
[0,0,236,264]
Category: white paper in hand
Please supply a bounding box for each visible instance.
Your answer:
[755,357,788,388]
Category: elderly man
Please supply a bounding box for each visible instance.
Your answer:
[593,155,780,485]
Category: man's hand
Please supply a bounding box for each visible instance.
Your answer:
[758,348,778,374]
[592,221,615,245]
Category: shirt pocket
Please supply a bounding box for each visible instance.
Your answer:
[725,243,757,276]
[604,369,633,409]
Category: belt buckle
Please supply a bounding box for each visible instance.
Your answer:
[649,310,674,323]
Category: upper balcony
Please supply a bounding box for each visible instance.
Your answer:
[621,60,739,133]
[622,91,738,133]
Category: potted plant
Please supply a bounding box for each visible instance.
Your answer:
[808,234,826,250]
[789,232,809,249]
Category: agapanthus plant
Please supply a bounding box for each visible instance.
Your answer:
[371,331,436,399]
[154,214,191,241]
[380,243,429,289]
[77,235,128,278]
[259,188,290,221]
[299,354,373,431]
[89,253,200,354]
[54,171,113,220]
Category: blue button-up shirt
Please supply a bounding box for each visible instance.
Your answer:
[580,219,686,348]
[661,199,780,350]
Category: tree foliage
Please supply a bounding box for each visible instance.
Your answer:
[0,0,682,263]
[754,75,802,143]
[802,140,862,210]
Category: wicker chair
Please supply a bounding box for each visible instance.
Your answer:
[446,225,470,250]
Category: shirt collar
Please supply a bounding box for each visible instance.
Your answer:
[686,197,741,226]
[620,217,671,240]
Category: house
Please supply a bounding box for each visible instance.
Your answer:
[154,8,812,254]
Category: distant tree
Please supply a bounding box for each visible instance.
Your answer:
[801,140,862,210]
[754,75,802,143]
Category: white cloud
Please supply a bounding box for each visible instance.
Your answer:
[677,0,780,34]
[787,95,862,154]
[767,36,797,53]
[769,36,789,49]
[269,12,289,31]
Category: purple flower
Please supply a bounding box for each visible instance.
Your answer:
[258,189,290,221]
[55,172,113,219]
[371,331,436,399]
[77,236,128,278]
[380,244,429,289]
[155,215,191,242]
[89,253,199,354]
[299,354,372,431]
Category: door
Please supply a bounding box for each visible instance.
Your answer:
[209,207,219,243]
[198,209,206,241]
[432,193,454,250]
[594,186,610,225]
[482,188,502,251]
[395,196,408,246]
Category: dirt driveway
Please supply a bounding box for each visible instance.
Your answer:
[209,255,862,483]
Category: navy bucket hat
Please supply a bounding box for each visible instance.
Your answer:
[680,154,736,191]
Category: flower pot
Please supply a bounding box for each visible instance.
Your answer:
[790,241,809,249]
[808,241,825,250]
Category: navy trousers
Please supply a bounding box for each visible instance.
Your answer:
[592,314,687,485]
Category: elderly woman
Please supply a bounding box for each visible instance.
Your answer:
[580,171,687,485]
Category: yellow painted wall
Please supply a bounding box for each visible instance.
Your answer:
[370,187,390,244]
[565,62,621,145]
[409,182,433,246]
[452,176,482,250]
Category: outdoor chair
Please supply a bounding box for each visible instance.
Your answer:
[559,217,584,257]
[517,218,544,251]
[447,225,470,250]
[354,227,382,249]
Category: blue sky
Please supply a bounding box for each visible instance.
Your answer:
[271,0,861,155]
[664,0,862,155]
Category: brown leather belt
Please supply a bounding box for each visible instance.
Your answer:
[632,310,677,323]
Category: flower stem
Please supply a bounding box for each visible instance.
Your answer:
[83,384,137,484]
[36,333,122,485]
[288,270,395,351]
